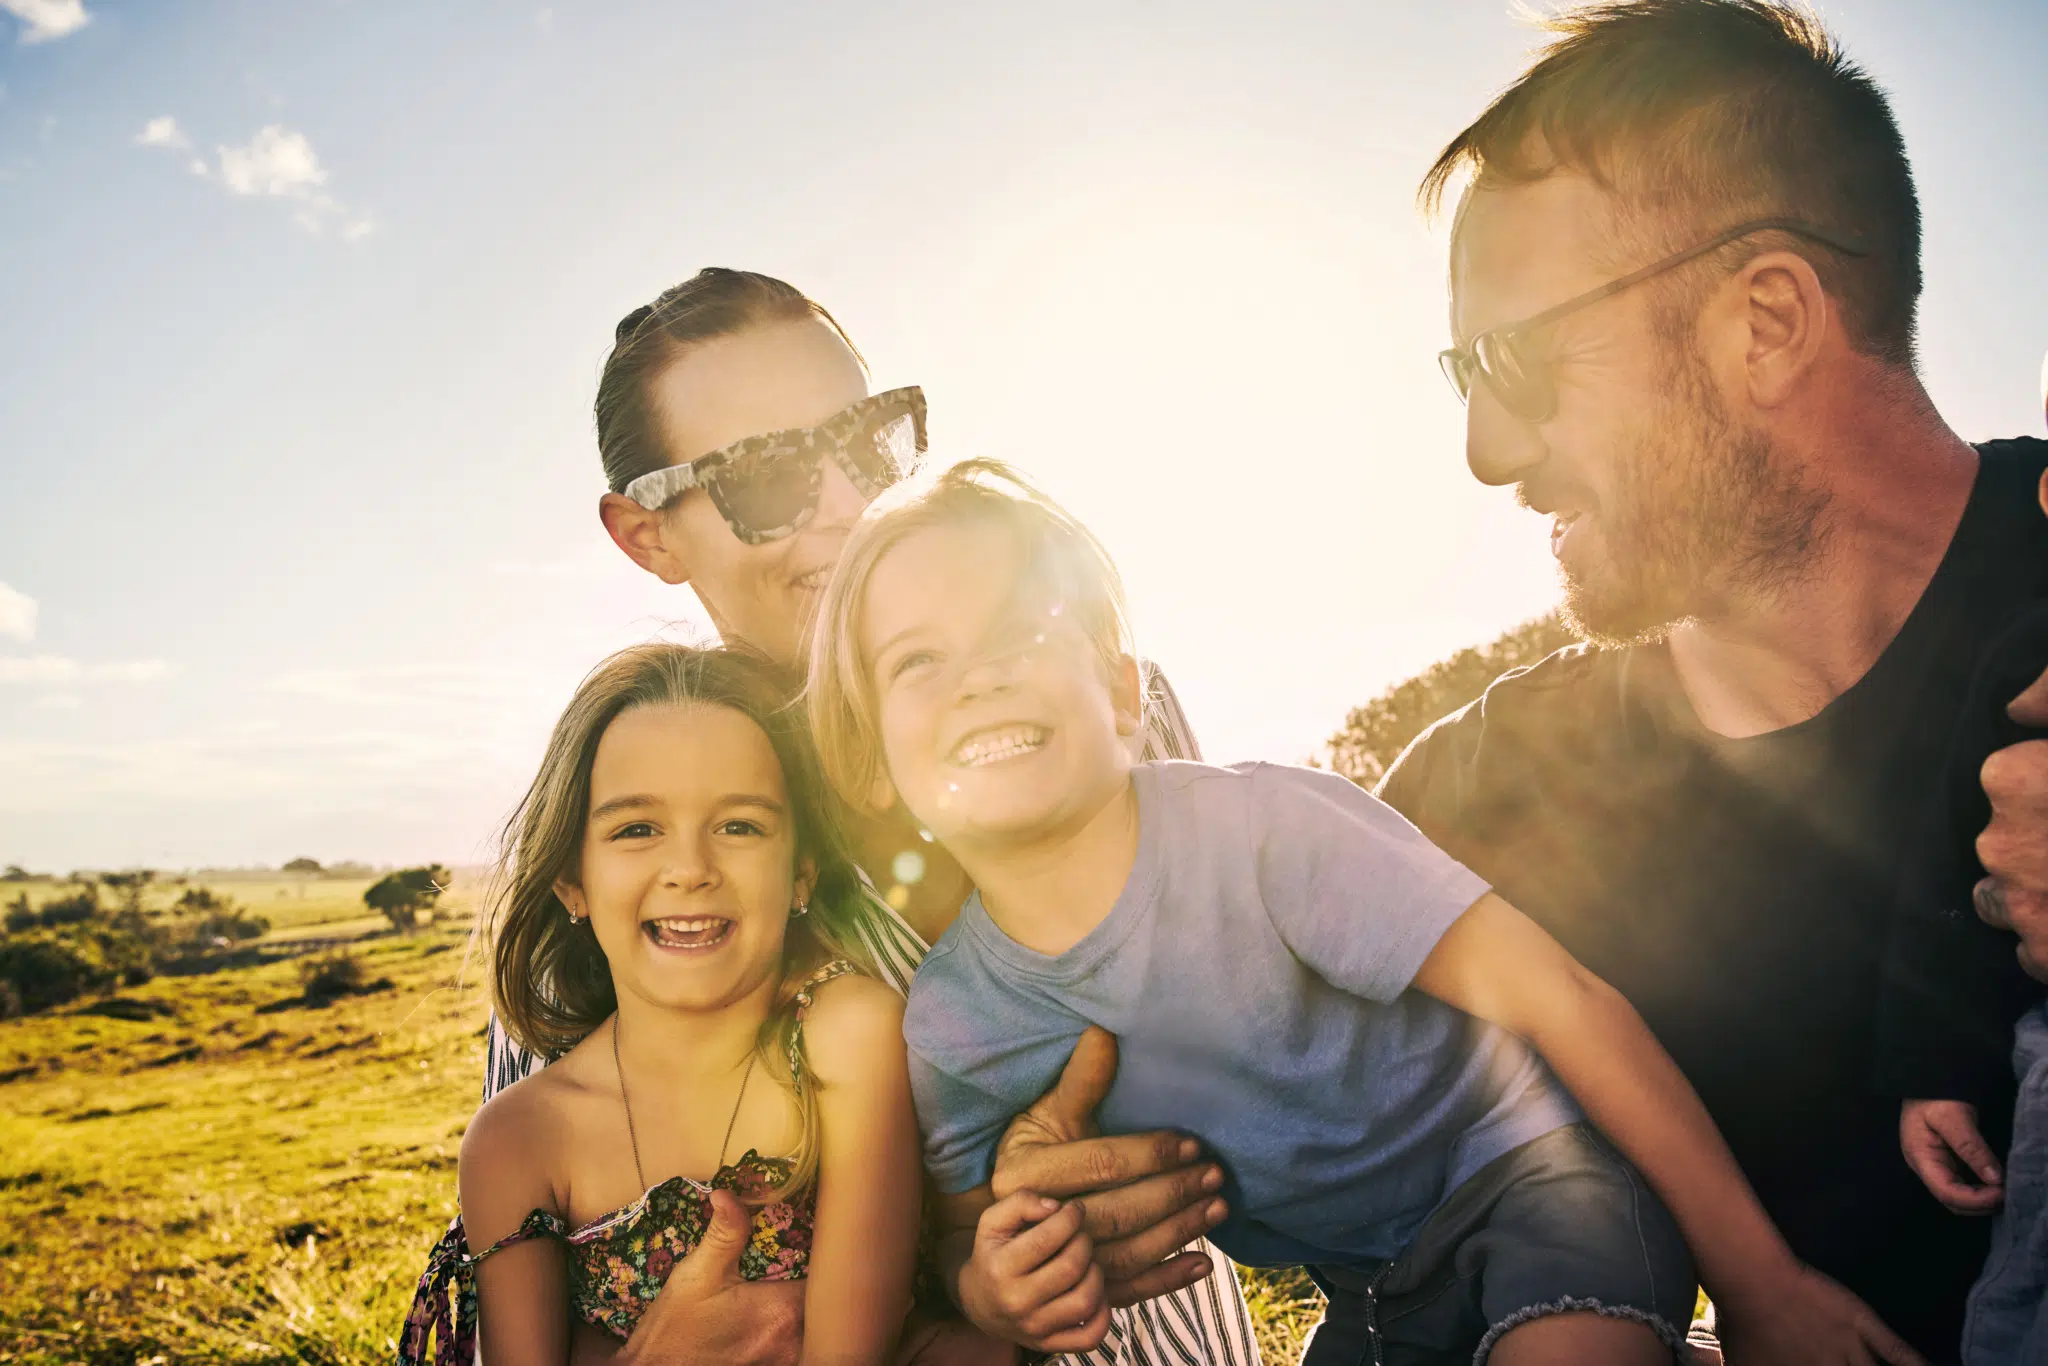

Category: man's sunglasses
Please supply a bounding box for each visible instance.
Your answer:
[1438,217,1871,424]
[621,386,927,545]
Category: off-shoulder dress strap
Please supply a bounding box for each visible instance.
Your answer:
[786,959,857,1090]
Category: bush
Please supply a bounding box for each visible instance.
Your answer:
[364,865,449,934]
[4,894,34,934]
[299,952,366,1000]
[1322,614,1578,787]
[0,938,114,1015]
[35,889,100,928]
[188,910,270,943]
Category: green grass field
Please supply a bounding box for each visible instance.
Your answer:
[0,884,1322,1365]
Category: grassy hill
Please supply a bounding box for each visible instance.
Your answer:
[0,884,1325,1364]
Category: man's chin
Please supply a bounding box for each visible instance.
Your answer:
[1558,567,1684,649]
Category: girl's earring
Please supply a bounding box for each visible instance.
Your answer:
[791,899,809,919]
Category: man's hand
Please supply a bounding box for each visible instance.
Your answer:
[989,1026,1227,1305]
[1899,1099,2004,1215]
[614,1189,804,1366]
[1976,472,2048,982]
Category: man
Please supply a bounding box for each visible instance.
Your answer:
[1380,2,2048,1357]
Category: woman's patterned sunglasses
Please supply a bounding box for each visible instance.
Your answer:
[622,387,927,545]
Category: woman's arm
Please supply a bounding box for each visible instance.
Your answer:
[798,976,925,1366]
[1412,892,1922,1366]
[459,1088,575,1366]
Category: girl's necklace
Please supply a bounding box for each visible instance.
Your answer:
[612,1014,757,1193]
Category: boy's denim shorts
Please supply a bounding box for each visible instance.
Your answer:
[1301,1123,1696,1366]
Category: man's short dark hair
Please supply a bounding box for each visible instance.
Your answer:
[1422,0,1921,369]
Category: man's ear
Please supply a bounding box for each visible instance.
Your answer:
[1111,654,1144,738]
[1723,249,1831,411]
[553,877,588,921]
[599,492,693,585]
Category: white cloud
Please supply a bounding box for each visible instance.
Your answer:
[2,0,89,45]
[34,693,80,710]
[0,582,35,642]
[135,115,188,151]
[218,125,326,199]
[0,655,174,685]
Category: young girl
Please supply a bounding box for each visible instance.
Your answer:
[400,644,922,1366]
[806,460,1921,1366]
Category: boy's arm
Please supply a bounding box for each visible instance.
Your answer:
[798,976,924,1366]
[1412,892,1924,1366]
[458,1089,574,1366]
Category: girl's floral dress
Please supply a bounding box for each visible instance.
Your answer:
[396,962,852,1366]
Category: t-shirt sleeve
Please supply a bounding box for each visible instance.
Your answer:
[905,1044,1016,1195]
[1250,762,1491,1002]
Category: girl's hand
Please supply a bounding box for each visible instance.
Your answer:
[1715,1265,1925,1366]
[1899,1098,2005,1214]
[955,1190,1110,1354]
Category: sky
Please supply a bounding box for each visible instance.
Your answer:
[1,0,2044,872]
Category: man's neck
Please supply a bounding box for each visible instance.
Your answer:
[1668,392,1978,738]
[952,776,1142,958]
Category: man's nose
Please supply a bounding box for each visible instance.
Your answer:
[1464,383,1547,488]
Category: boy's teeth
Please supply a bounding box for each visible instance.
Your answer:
[953,725,1049,766]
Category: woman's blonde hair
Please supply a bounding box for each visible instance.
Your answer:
[487,642,883,1197]
[806,458,1137,810]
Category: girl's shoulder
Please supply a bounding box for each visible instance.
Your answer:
[461,1031,612,1184]
[793,969,905,1087]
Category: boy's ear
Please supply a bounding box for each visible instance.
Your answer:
[1111,654,1144,737]
[599,492,693,586]
[553,878,588,921]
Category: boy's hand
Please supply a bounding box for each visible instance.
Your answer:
[991,1026,1225,1304]
[1715,1264,1924,1366]
[955,1190,1110,1354]
[1899,1099,2004,1214]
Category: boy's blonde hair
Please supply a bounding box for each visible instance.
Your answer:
[807,458,1137,810]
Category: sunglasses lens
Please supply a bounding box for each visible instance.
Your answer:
[1439,350,1474,403]
[844,404,924,492]
[1474,334,1552,422]
[711,443,820,541]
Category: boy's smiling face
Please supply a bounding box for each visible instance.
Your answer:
[859,519,1141,850]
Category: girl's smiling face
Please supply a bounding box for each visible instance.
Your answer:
[557,700,812,1015]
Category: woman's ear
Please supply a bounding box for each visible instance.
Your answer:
[598,492,694,586]
[553,878,589,922]
[1111,654,1144,737]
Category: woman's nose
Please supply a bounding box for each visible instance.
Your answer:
[1465,383,1547,488]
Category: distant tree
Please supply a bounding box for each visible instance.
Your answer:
[282,857,323,876]
[37,888,100,928]
[0,938,112,1014]
[99,870,157,916]
[1321,614,1581,788]
[2,865,31,883]
[364,865,450,934]
[4,893,34,934]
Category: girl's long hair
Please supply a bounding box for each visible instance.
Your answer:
[487,642,882,1197]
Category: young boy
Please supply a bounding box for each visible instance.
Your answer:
[807,459,1918,1366]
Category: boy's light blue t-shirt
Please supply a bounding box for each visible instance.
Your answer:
[903,760,1581,1268]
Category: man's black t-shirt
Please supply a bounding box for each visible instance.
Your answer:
[1379,438,2048,1355]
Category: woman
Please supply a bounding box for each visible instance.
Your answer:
[483,268,1256,1366]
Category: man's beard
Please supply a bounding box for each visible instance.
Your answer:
[1559,341,1831,647]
